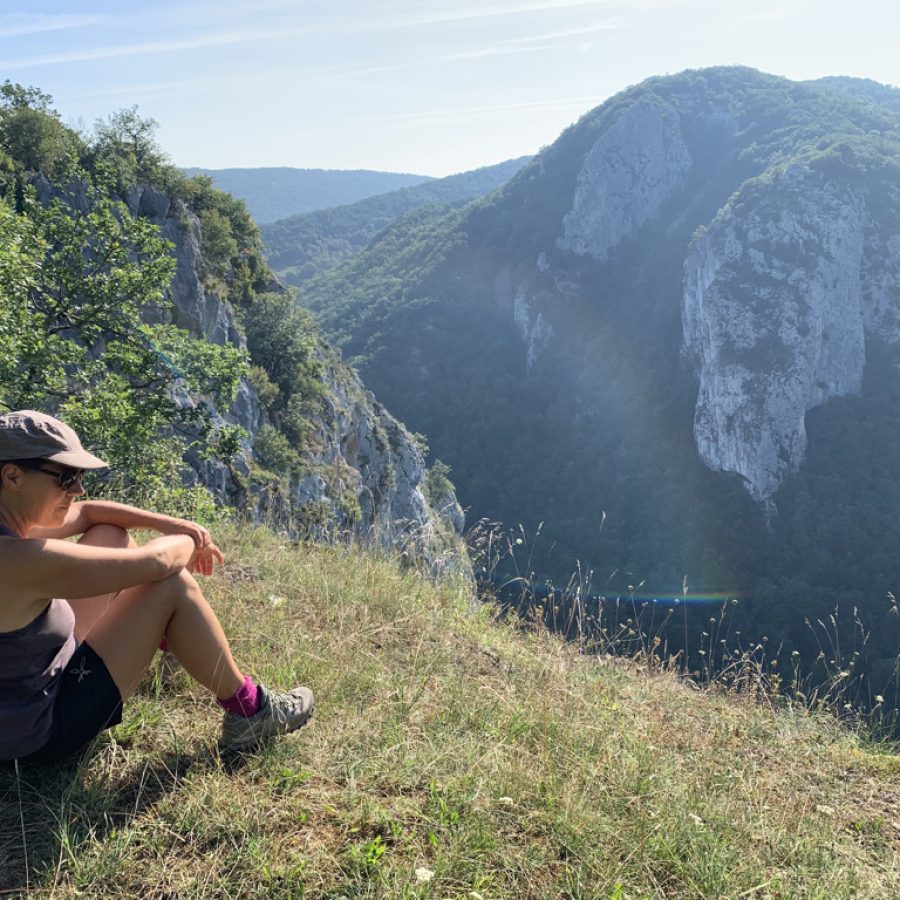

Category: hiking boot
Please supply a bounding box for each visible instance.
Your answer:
[218,684,314,752]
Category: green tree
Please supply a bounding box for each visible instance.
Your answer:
[0,80,54,112]
[0,81,80,175]
[0,108,79,174]
[0,169,247,514]
[241,292,324,447]
[89,106,169,193]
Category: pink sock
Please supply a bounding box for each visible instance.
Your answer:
[217,675,261,717]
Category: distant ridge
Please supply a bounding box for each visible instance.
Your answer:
[261,156,532,283]
[181,166,433,224]
[810,75,900,114]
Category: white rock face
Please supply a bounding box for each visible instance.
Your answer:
[558,98,692,261]
[862,186,900,343]
[127,185,245,349]
[682,166,877,501]
[513,285,553,371]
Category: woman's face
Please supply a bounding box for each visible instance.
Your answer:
[3,461,85,527]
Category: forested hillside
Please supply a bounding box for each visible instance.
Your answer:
[297,67,900,707]
[261,156,531,283]
[182,166,431,224]
[0,85,464,567]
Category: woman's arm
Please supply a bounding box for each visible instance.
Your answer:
[30,500,211,547]
[9,533,199,603]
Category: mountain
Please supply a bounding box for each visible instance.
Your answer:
[0,89,464,571]
[181,167,433,224]
[811,76,900,115]
[297,67,900,698]
[260,156,532,283]
[113,182,465,571]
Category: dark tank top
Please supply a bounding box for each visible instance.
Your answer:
[0,524,77,760]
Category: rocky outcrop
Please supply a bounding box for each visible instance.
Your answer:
[513,285,553,371]
[558,98,692,261]
[127,185,245,348]
[861,185,900,342]
[493,266,556,371]
[249,358,466,573]
[128,185,465,570]
[682,165,884,501]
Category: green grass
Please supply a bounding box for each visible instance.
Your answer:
[3,523,900,898]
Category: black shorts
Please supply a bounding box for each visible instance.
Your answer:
[18,642,123,765]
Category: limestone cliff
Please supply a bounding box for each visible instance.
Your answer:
[501,78,900,506]
[124,184,465,570]
[248,356,465,571]
[682,165,900,502]
[557,98,692,261]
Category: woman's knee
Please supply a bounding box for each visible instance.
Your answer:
[78,523,134,548]
[158,568,203,608]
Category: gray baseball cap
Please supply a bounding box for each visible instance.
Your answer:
[0,410,109,469]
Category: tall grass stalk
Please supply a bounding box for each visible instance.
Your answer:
[467,518,900,735]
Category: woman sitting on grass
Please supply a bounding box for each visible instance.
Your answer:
[0,410,313,765]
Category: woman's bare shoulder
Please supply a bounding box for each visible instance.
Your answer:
[0,536,53,631]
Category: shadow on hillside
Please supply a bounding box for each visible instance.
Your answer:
[0,741,250,893]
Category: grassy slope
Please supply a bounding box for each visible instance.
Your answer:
[2,525,900,898]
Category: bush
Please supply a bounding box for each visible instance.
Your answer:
[254,424,302,477]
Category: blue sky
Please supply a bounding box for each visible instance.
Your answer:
[4,1,898,176]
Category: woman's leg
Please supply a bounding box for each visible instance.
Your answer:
[81,568,245,702]
[69,524,135,641]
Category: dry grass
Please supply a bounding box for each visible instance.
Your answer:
[2,523,900,898]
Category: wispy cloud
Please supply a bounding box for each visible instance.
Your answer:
[381,0,616,28]
[346,94,603,126]
[736,4,809,25]
[500,21,625,45]
[0,12,109,38]
[321,18,623,80]
[0,25,311,70]
[316,43,554,82]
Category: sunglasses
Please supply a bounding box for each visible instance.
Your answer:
[15,460,86,490]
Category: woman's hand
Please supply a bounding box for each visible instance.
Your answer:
[158,516,213,551]
[187,542,225,577]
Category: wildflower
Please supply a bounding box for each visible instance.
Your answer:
[415,867,435,883]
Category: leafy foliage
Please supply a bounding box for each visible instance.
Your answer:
[87,106,170,194]
[0,80,82,178]
[0,159,247,515]
[424,460,453,505]
[169,173,270,305]
[239,291,325,448]
[0,82,336,512]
